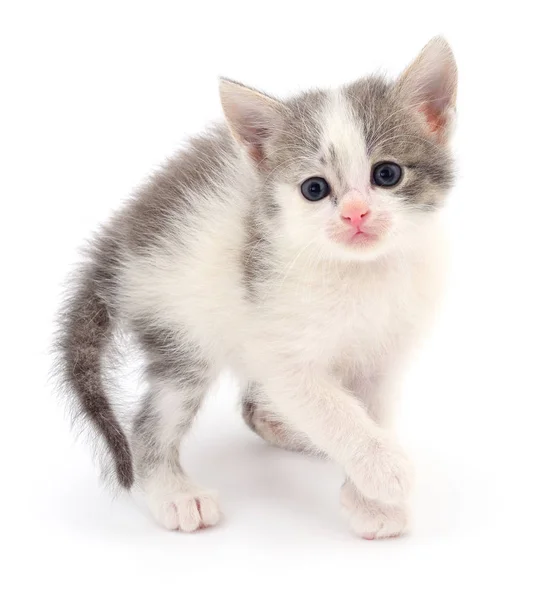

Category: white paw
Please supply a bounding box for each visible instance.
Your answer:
[348,437,413,505]
[144,480,221,532]
[341,480,408,540]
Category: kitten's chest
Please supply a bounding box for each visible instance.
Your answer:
[328,272,411,351]
[272,260,420,362]
[270,250,438,364]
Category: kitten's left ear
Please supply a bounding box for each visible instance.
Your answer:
[396,37,458,142]
[219,78,285,165]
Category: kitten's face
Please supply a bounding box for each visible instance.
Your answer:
[266,82,454,261]
[221,37,457,262]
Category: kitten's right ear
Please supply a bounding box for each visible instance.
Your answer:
[219,78,285,165]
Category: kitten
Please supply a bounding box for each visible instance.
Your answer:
[56,37,457,539]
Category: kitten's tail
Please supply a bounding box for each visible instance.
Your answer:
[55,255,134,489]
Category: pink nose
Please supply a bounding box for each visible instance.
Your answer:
[340,198,370,228]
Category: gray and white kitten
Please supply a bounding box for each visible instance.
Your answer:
[56,37,457,539]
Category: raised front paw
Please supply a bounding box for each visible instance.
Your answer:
[348,437,413,505]
[341,480,408,539]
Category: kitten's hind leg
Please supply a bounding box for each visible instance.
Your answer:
[132,325,221,532]
[242,382,317,454]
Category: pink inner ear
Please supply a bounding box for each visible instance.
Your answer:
[243,124,270,166]
[248,144,264,164]
[419,102,447,137]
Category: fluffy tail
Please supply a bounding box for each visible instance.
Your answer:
[56,261,134,488]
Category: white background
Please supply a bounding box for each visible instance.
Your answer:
[2,1,547,598]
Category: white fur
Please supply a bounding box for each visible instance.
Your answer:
[341,480,409,539]
[143,465,221,532]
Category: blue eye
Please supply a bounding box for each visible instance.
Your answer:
[372,162,403,187]
[301,177,330,201]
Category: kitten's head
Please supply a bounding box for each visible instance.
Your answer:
[220,37,457,261]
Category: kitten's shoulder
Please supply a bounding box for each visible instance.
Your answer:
[123,124,239,251]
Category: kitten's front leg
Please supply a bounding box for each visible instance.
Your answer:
[346,366,404,428]
[341,367,410,538]
[263,368,413,506]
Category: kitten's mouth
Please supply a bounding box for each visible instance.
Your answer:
[333,227,382,248]
[350,230,379,243]
[328,216,391,250]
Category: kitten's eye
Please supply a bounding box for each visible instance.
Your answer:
[301,177,330,201]
[372,162,403,187]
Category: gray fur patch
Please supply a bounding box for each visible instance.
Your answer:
[241,212,272,302]
[138,323,210,389]
[262,89,328,184]
[125,126,237,251]
[344,77,454,208]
